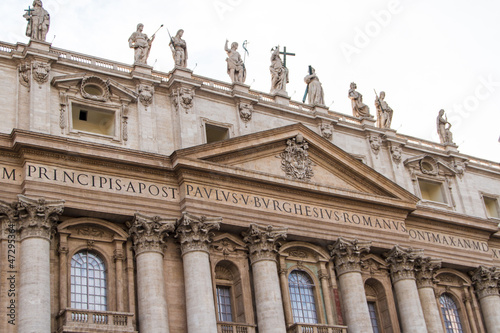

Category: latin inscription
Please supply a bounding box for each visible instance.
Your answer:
[408,228,490,253]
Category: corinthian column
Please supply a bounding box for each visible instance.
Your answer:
[243,224,287,333]
[17,195,64,333]
[176,212,221,333]
[415,257,443,333]
[329,237,372,333]
[470,266,500,332]
[128,213,176,333]
[385,245,427,333]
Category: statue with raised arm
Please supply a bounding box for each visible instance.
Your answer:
[129,23,155,65]
[270,47,288,94]
[304,67,324,105]
[169,29,187,67]
[349,82,370,118]
[437,109,454,144]
[23,0,50,41]
[374,91,393,128]
[225,40,246,83]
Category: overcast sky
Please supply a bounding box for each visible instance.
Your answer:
[1,0,499,162]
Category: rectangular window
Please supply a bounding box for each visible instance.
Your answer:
[368,302,380,333]
[72,103,115,137]
[206,124,229,144]
[216,285,233,322]
[483,196,500,218]
[418,179,447,203]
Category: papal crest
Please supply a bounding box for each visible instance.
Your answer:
[277,134,314,181]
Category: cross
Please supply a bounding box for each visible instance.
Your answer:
[24,6,34,17]
[279,46,295,68]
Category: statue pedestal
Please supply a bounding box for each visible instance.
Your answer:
[313,105,329,114]
[273,91,290,106]
[232,82,250,94]
[444,144,459,153]
[132,63,153,76]
[360,117,376,126]
[27,39,51,52]
[384,128,397,138]
[172,66,193,79]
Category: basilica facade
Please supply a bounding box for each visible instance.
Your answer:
[0,34,500,333]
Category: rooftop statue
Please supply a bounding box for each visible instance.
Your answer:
[349,82,370,118]
[169,29,187,68]
[129,23,156,65]
[303,66,324,106]
[23,0,50,41]
[225,40,246,83]
[270,47,288,95]
[437,109,454,145]
[374,91,393,128]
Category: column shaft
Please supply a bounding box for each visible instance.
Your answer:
[418,287,443,333]
[338,272,372,332]
[393,279,427,333]
[478,296,500,332]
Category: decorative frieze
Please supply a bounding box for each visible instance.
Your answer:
[242,224,287,264]
[32,61,51,85]
[238,102,253,123]
[127,212,176,256]
[470,266,500,299]
[415,257,441,288]
[385,245,424,283]
[277,134,314,181]
[368,134,382,155]
[320,121,333,140]
[175,212,221,255]
[329,237,371,276]
[138,84,154,107]
[391,145,403,164]
[18,63,31,89]
[171,87,194,113]
[17,195,64,241]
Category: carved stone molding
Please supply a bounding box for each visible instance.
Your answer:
[470,266,500,300]
[329,237,371,276]
[138,84,154,107]
[32,61,51,85]
[391,145,403,164]
[81,76,110,102]
[415,257,442,288]
[320,122,333,140]
[238,102,253,123]
[175,212,221,255]
[171,87,194,113]
[17,195,65,241]
[277,134,314,181]
[59,91,67,131]
[368,134,382,155]
[0,200,18,237]
[127,212,176,256]
[121,103,129,142]
[18,63,31,89]
[385,245,424,283]
[242,224,287,264]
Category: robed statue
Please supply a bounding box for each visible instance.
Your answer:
[129,23,155,65]
[349,82,370,118]
[23,0,50,41]
[270,47,288,94]
[437,109,454,145]
[303,67,324,105]
[375,91,393,128]
[225,40,246,83]
[169,29,187,67]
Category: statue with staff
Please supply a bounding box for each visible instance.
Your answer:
[168,29,187,67]
[374,90,393,128]
[224,39,246,83]
[303,66,324,105]
[23,0,50,41]
[129,23,163,65]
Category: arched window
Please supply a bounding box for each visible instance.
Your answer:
[71,251,107,311]
[439,293,464,333]
[288,270,318,324]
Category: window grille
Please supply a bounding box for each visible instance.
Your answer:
[440,293,464,333]
[71,251,107,311]
[288,270,318,324]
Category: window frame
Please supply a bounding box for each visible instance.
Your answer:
[201,118,234,144]
[216,284,234,322]
[439,293,465,333]
[481,193,500,219]
[288,269,319,325]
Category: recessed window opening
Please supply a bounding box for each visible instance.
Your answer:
[206,124,229,144]
[419,179,447,203]
[79,110,88,121]
[72,104,115,136]
[484,196,500,218]
[368,302,381,333]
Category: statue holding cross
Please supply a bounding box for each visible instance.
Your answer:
[23,0,50,42]
[270,46,289,95]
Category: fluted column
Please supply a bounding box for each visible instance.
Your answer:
[17,195,64,333]
[415,257,443,333]
[329,237,372,333]
[243,224,287,333]
[128,213,176,333]
[470,266,500,332]
[176,212,221,333]
[385,245,427,333]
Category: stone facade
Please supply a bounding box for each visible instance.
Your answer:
[0,38,499,333]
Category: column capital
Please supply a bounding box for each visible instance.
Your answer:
[415,257,442,288]
[175,212,221,255]
[385,245,424,283]
[242,224,287,264]
[328,237,371,276]
[128,212,176,256]
[17,195,64,241]
[470,266,500,299]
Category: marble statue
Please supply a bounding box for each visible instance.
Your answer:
[23,0,50,41]
[169,29,187,67]
[348,82,370,118]
[129,23,155,65]
[437,109,454,145]
[225,40,246,83]
[270,47,288,94]
[304,67,324,105]
[375,91,393,128]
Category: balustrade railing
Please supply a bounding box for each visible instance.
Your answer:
[217,321,257,333]
[58,308,135,332]
[287,323,348,333]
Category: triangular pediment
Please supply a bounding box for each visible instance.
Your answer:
[172,124,419,209]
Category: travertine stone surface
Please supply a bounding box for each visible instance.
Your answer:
[415,257,442,332]
[470,266,500,332]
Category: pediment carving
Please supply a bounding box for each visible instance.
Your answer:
[404,154,466,178]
